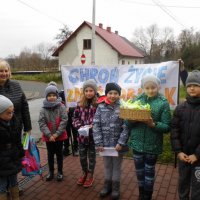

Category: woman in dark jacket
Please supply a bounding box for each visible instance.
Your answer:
[0,95,24,200]
[0,59,32,134]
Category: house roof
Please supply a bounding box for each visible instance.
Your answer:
[52,21,144,58]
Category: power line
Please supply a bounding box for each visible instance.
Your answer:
[120,0,200,9]
[152,0,187,29]
[16,0,65,25]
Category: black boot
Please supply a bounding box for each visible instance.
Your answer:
[46,171,54,181]
[63,147,70,156]
[57,172,63,182]
[111,181,120,200]
[99,180,112,198]
[138,187,144,200]
[144,190,153,200]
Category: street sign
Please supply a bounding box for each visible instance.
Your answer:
[81,54,86,64]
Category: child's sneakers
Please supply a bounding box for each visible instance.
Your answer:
[83,176,94,188]
[57,172,63,182]
[46,172,54,181]
[77,173,87,185]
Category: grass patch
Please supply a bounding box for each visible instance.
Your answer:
[179,85,186,100]
[12,72,62,84]
[158,134,174,163]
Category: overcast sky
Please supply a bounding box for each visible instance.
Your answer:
[1,0,200,58]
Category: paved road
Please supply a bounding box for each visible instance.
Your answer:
[18,80,63,100]
[28,98,44,140]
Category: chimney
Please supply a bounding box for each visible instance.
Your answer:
[115,31,118,35]
[107,27,111,33]
[99,23,103,28]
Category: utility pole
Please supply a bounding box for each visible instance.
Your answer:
[91,0,96,65]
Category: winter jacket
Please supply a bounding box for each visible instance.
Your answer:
[127,93,171,155]
[72,103,97,144]
[0,116,24,177]
[38,103,68,142]
[171,98,200,158]
[93,100,129,148]
[0,80,32,134]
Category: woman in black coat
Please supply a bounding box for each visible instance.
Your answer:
[0,59,32,134]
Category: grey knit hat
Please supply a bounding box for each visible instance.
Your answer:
[83,79,97,93]
[0,95,13,114]
[141,74,161,88]
[45,84,59,98]
[48,81,57,87]
[186,70,200,87]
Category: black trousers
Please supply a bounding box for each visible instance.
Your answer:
[46,141,63,173]
[63,108,78,152]
[64,120,78,151]
[178,160,200,200]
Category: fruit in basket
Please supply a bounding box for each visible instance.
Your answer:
[120,100,151,111]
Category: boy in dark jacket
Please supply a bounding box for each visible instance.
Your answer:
[0,95,24,200]
[171,70,200,200]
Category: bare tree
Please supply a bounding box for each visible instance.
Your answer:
[177,28,200,69]
[34,42,55,71]
[6,43,58,71]
[54,24,73,45]
[132,24,174,63]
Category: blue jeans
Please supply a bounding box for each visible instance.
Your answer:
[0,174,18,193]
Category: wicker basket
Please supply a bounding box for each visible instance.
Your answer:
[119,108,151,121]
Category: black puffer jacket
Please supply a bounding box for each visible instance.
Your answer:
[171,98,200,158]
[0,80,32,133]
[0,116,24,176]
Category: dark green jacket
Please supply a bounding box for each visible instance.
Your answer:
[127,93,171,155]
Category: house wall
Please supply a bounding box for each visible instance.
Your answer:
[58,26,144,69]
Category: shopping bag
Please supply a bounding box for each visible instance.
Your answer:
[21,135,42,176]
[78,125,90,137]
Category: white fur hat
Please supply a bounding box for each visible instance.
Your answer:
[141,74,161,88]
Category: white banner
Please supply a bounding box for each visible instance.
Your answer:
[61,61,179,109]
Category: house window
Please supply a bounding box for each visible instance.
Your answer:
[122,60,125,65]
[135,60,138,64]
[83,39,91,50]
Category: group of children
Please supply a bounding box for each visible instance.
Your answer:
[1,70,200,200]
